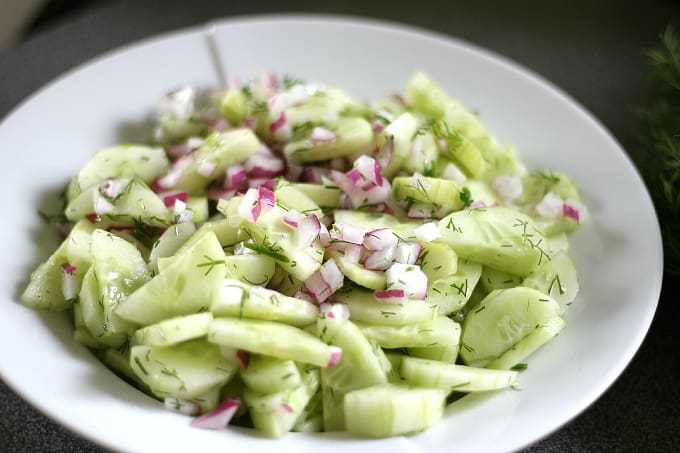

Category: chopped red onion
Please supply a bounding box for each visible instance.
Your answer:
[197,160,217,178]
[310,126,338,143]
[242,116,257,129]
[280,403,294,413]
[385,263,428,300]
[160,190,188,207]
[330,222,366,245]
[60,263,76,275]
[245,153,285,178]
[225,165,247,190]
[374,288,407,304]
[414,222,441,242]
[342,244,362,263]
[535,192,563,219]
[353,155,383,187]
[372,119,386,134]
[304,259,343,303]
[211,117,230,132]
[94,194,115,216]
[237,188,261,222]
[468,200,487,209]
[407,203,433,219]
[258,186,276,209]
[328,346,343,367]
[295,214,321,248]
[283,209,304,228]
[410,134,423,164]
[319,302,351,320]
[394,242,422,265]
[99,178,123,199]
[61,265,79,301]
[269,112,287,133]
[563,199,588,222]
[492,174,523,202]
[363,228,398,251]
[364,246,396,271]
[318,223,331,247]
[168,137,204,158]
[190,397,241,430]
[207,188,236,201]
[236,349,250,368]
[156,153,194,190]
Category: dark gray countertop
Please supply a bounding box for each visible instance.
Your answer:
[2,1,679,451]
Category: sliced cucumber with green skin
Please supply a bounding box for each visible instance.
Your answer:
[66,144,169,202]
[97,346,146,388]
[239,356,302,394]
[384,353,407,382]
[317,315,388,431]
[274,182,324,220]
[169,129,263,194]
[219,88,248,125]
[460,287,561,367]
[173,218,244,259]
[210,280,318,327]
[65,177,171,227]
[224,254,276,286]
[358,316,460,350]
[332,288,438,326]
[522,251,579,314]
[402,130,439,175]
[427,259,482,315]
[438,206,549,277]
[479,266,523,293]
[186,196,209,223]
[80,230,151,347]
[392,175,465,214]
[343,383,446,438]
[149,222,196,273]
[21,220,95,310]
[130,339,236,399]
[400,356,519,392]
[115,231,226,325]
[486,315,566,370]
[283,117,374,163]
[519,170,581,206]
[285,183,341,213]
[328,250,386,290]
[132,312,213,347]
[208,317,337,368]
[465,180,499,206]
[244,365,319,438]
[418,241,458,281]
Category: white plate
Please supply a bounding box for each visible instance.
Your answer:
[0,14,662,453]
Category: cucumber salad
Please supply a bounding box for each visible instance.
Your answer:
[22,72,588,438]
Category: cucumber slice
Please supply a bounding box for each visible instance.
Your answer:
[427,259,482,315]
[283,117,374,163]
[80,230,151,347]
[460,287,561,367]
[328,250,386,290]
[148,222,196,273]
[317,315,388,431]
[358,316,460,350]
[438,206,549,277]
[333,210,419,239]
[292,389,323,433]
[418,241,458,281]
[400,356,519,392]
[21,220,95,310]
[224,254,276,286]
[169,129,263,194]
[65,177,170,227]
[407,345,459,364]
[285,183,341,213]
[244,364,319,438]
[486,315,566,370]
[132,312,213,347]
[332,288,437,326]
[343,383,446,438]
[479,266,523,293]
[66,144,169,202]
[522,251,579,313]
[115,231,226,325]
[210,280,318,327]
[239,355,302,394]
[274,182,324,220]
[186,196,209,223]
[173,218,244,259]
[392,175,465,214]
[219,88,248,125]
[129,339,236,399]
[208,317,336,368]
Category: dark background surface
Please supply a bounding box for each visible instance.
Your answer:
[1,1,679,451]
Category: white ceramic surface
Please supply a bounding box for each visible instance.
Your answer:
[0,15,663,453]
